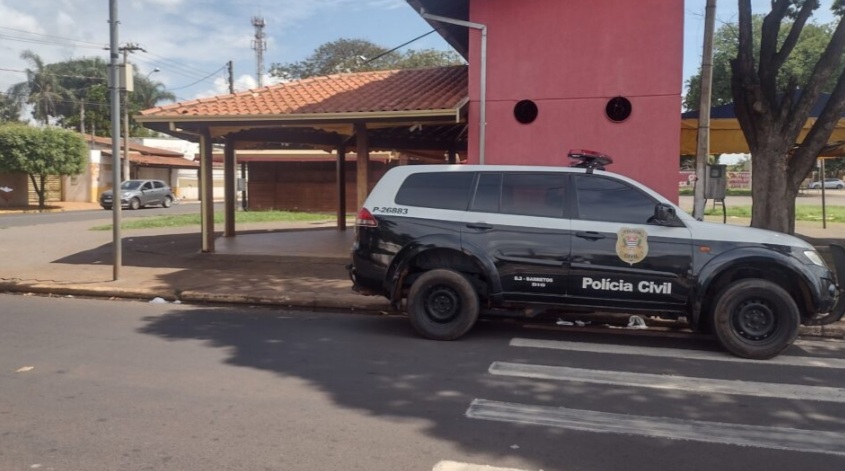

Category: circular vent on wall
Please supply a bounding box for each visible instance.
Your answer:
[514,100,539,124]
[605,96,632,122]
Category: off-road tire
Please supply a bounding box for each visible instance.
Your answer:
[407,269,480,340]
[711,279,800,360]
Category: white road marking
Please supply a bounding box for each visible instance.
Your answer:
[489,362,845,403]
[466,399,845,457]
[510,338,845,369]
[432,461,532,471]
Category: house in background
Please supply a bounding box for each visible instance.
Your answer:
[64,135,199,203]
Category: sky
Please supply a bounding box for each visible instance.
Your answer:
[0,0,841,106]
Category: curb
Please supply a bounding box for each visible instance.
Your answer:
[1,281,842,339]
[0,281,391,313]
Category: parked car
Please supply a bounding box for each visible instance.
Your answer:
[809,178,845,189]
[348,151,845,360]
[100,179,175,210]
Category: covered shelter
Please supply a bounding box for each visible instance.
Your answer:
[136,66,469,252]
[680,93,845,155]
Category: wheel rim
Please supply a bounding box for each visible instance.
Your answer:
[423,285,461,324]
[731,298,778,341]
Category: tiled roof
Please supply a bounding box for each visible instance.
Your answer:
[84,134,185,157]
[98,149,199,168]
[139,65,468,119]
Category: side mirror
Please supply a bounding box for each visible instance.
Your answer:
[650,203,684,227]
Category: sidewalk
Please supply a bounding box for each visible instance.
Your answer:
[0,203,843,340]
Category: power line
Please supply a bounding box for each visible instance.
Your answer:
[0,67,106,81]
[142,51,222,79]
[168,64,227,91]
[361,29,437,66]
[0,26,104,48]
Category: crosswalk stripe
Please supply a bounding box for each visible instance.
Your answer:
[466,399,845,457]
[433,461,531,471]
[510,338,845,369]
[489,361,845,403]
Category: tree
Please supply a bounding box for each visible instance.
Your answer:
[7,51,66,125]
[0,93,22,122]
[0,124,87,208]
[48,57,109,134]
[684,15,838,110]
[128,77,175,137]
[269,38,464,80]
[730,0,845,233]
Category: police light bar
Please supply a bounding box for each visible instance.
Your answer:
[568,149,613,173]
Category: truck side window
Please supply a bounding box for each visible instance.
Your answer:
[470,173,502,213]
[575,175,655,224]
[395,172,474,210]
[501,173,566,218]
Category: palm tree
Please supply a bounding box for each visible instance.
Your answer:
[7,50,65,125]
[128,76,175,136]
[132,77,175,110]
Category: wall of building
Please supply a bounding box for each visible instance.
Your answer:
[247,160,394,212]
[467,0,683,200]
[0,172,30,207]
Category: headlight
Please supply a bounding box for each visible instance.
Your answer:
[122,192,131,198]
[802,250,827,267]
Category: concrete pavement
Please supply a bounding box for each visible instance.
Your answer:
[0,201,843,340]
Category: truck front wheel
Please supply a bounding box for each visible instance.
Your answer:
[711,279,800,360]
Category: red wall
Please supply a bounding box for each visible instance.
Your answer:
[467,0,683,201]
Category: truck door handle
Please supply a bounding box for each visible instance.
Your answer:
[576,231,605,240]
[466,223,494,231]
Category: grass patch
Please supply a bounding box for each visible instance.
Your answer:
[91,210,336,231]
[704,205,845,223]
[679,188,752,197]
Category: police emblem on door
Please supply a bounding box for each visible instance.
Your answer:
[616,228,648,265]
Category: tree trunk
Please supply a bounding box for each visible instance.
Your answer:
[29,173,46,209]
[750,150,798,234]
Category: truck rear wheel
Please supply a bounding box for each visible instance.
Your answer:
[407,269,479,340]
[711,279,800,360]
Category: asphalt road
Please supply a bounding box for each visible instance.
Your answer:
[2,294,844,471]
[0,202,224,228]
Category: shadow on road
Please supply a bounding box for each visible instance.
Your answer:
[135,306,843,466]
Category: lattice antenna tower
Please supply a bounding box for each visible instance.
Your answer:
[252,16,267,87]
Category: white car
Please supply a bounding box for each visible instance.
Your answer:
[809,178,845,189]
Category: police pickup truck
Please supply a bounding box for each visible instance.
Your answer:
[348,152,845,359]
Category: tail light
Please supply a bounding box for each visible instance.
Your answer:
[356,208,378,227]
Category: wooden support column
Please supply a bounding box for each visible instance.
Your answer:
[355,122,370,210]
[223,136,236,237]
[336,145,347,231]
[200,129,215,253]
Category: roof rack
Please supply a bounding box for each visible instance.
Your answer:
[568,149,613,173]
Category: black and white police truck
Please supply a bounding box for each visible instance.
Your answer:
[348,151,845,359]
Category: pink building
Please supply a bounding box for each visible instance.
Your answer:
[412,0,684,200]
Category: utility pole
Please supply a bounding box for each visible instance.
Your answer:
[108,0,122,280]
[120,43,145,181]
[228,60,235,94]
[693,0,717,220]
[252,16,267,87]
